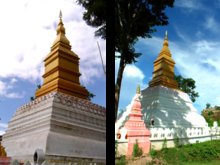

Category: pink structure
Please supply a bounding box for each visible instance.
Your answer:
[0,157,11,165]
[124,97,151,156]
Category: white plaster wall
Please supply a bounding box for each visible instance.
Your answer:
[141,86,208,128]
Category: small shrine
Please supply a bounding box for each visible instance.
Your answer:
[117,86,151,156]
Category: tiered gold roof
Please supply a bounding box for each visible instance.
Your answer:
[148,31,178,89]
[35,11,89,99]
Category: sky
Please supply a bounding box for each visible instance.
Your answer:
[0,0,106,135]
[116,0,220,117]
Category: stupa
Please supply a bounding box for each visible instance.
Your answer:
[2,11,106,164]
[141,31,207,128]
[117,86,151,156]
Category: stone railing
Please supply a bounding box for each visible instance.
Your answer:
[149,127,211,140]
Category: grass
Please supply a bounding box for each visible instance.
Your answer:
[151,140,220,165]
[185,159,220,165]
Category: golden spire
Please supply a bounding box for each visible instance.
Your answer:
[163,30,168,46]
[59,10,62,19]
[159,30,171,57]
[52,10,70,46]
[148,31,178,89]
[35,11,89,99]
[136,84,140,94]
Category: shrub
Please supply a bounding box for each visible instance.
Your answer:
[208,111,214,116]
[162,138,167,150]
[174,136,180,148]
[150,148,157,158]
[115,140,118,157]
[116,155,127,165]
[132,139,143,157]
[152,140,220,164]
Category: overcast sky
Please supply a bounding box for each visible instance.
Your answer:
[0,0,106,135]
[116,0,220,116]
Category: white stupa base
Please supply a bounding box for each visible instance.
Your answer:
[2,91,106,164]
[141,85,208,128]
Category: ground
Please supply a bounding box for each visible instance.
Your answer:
[127,154,152,165]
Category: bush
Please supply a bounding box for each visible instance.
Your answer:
[116,155,127,165]
[208,111,214,116]
[174,136,180,148]
[115,140,118,157]
[132,139,143,157]
[150,148,157,158]
[153,140,220,164]
[162,138,167,150]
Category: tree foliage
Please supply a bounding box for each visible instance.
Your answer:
[115,0,174,121]
[206,103,211,109]
[115,0,174,63]
[175,75,199,102]
[77,0,106,39]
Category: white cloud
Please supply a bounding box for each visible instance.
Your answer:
[124,65,145,80]
[203,16,220,33]
[0,79,24,99]
[0,122,7,135]
[175,0,205,11]
[0,131,5,136]
[0,0,106,94]
[115,59,146,109]
[0,123,8,128]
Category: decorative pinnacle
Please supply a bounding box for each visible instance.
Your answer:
[136,84,140,94]
[59,10,62,20]
[163,30,169,47]
[165,30,168,40]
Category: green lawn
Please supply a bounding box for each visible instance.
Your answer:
[150,140,220,165]
[185,159,220,165]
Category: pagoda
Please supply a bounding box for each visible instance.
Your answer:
[148,31,178,89]
[117,86,151,156]
[141,31,207,128]
[115,31,210,152]
[2,12,106,164]
[35,11,89,100]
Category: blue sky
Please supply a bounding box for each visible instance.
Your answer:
[0,0,106,135]
[116,0,220,116]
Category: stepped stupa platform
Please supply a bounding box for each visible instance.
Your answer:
[3,91,106,164]
[2,11,106,164]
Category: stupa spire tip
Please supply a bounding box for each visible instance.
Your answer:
[136,84,140,94]
[165,30,168,40]
[59,10,62,20]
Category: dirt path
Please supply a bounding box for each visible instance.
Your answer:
[127,155,152,165]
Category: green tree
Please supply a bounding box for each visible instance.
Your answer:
[206,103,211,109]
[115,0,175,121]
[77,0,106,39]
[88,92,96,100]
[174,75,199,102]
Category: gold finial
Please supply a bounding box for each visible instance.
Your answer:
[165,30,168,40]
[56,10,66,35]
[59,10,62,20]
[136,84,140,94]
[163,30,169,47]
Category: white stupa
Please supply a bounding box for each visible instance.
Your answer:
[140,31,207,128]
